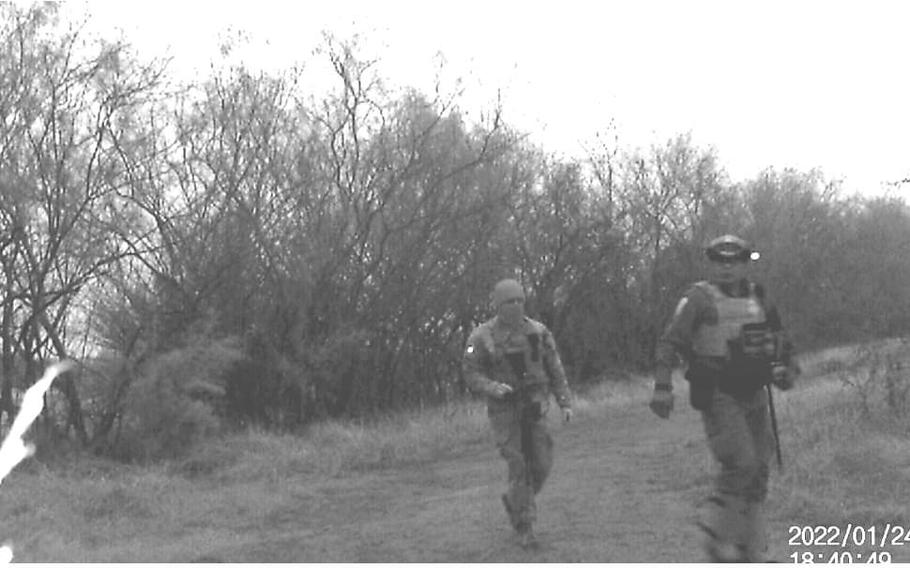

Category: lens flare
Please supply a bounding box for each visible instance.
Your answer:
[0,360,76,564]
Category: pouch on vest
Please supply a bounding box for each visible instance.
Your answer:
[738,322,775,360]
[691,281,765,359]
[723,322,775,396]
[527,333,540,362]
[504,351,528,394]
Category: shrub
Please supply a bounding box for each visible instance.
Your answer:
[838,338,910,421]
[111,337,242,462]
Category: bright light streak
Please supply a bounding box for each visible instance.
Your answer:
[0,360,76,564]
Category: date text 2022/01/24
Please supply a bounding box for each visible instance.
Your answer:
[788,524,909,563]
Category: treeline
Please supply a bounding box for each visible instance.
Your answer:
[1,5,908,459]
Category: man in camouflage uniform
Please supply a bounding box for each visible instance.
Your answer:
[463,278,573,548]
[649,235,800,562]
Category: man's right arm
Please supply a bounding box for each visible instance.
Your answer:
[654,289,700,390]
[649,289,702,419]
[463,327,498,397]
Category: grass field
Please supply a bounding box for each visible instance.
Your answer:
[1,340,909,561]
[773,344,910,527]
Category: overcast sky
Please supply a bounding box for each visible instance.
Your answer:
[57,0,910,197]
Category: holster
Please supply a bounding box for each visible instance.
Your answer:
[724,326,775,397]
[685,363,718,411]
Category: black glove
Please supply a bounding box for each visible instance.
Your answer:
[771,363,795,391]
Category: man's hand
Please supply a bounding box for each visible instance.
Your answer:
[489,382,514,399]
[562,407,573,423]
[649,389,674,419]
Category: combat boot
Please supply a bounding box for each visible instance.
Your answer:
[516,522,538,549]
[706,540,746,563]
[501,494,518,529]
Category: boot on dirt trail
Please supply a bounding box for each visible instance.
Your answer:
[501,493,518,529]
[516,522,538,549]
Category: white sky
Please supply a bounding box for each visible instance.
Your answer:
[56,0,910,197]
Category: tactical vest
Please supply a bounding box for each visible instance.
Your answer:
[691,281,766,358]
[473,317,550,388]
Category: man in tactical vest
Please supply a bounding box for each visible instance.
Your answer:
[463,278,573,548]
[649,235,799,562]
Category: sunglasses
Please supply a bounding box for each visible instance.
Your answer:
[709,256,748,265]
[707,249,750,262]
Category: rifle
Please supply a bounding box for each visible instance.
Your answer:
[768,330,786,469]
[742,323,784,470]
[505,352,538,492]
[766,382,782,469]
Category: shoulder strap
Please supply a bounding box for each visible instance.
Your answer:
[469,321,496,353]
[692,280,720,302]
[746,281,769,311]
[524,317,548,335]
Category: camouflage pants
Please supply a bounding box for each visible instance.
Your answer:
[488,396,554,529]
[699,387,775,562]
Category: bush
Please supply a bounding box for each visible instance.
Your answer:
[838,338,910,421]
[111,337,242,462]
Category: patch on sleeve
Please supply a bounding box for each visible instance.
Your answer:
[542,330,557,351]
[672,297,689,319]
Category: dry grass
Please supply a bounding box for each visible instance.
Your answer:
[188,400,492,483]
[181,376,653,485]
[0,397,495,561]
[767,340,910,538]
[1,339,909,561]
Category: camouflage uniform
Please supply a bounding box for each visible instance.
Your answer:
[463,314,572,535]
[651,236,797,562]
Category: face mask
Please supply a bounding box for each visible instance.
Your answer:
[498,298,525,326]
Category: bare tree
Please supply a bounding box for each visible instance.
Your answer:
[0,3,165,442]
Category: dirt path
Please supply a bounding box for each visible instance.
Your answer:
[15,374,902,562]
[205,396,717,563]
[9,366,910,563]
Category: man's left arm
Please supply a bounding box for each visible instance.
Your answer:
[759,285,800,388]
[541,328,573,420]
